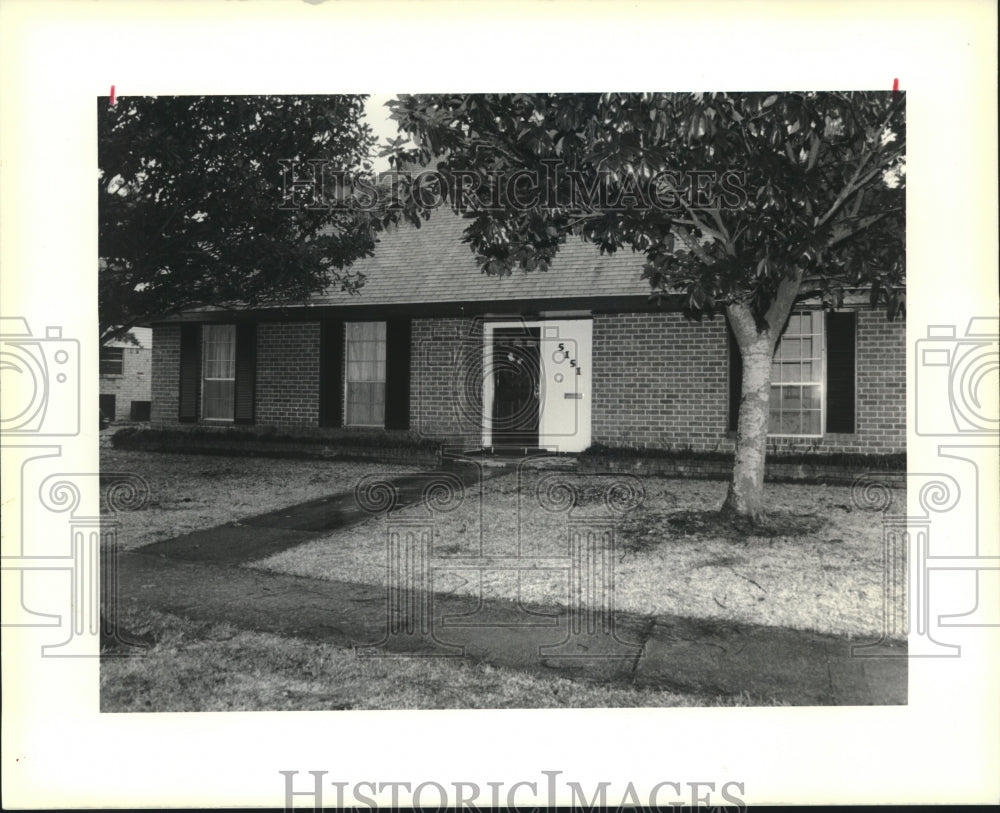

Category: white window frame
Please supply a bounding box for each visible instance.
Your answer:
[768,310,825,438]
[201,323,237,422]
[343,321,387,428]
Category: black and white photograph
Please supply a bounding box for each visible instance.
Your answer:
[97,91,909,716]
[2,1,997,809]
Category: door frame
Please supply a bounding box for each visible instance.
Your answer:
[481,318,592,451]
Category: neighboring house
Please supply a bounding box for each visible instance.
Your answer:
[100,327,153,423]
[148,215,905,456]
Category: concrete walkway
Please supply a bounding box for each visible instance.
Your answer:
[112,467,907,706]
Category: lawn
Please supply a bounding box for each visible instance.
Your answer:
[100,448,428,549]
[100,451,904,710]
[252,466,907,640]
[101,605,775,711]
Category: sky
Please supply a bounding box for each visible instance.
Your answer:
[362,93,407,171]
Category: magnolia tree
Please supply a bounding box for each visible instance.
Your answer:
[381,92,905,522]
[98,95,383,344]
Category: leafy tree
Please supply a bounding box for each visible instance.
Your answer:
[98,95,380,344]
[383,92,905,522]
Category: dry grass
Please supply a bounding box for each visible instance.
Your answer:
[101,606,764,711]
[253,469,906,640]
[100,449,428,549]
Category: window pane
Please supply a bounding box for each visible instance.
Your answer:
[203,380,234,420]
[780,411,801,435]
[346,382,386,426]
[203,325,236,378]
[202,324,236,420]
[99,347,124,375]
[769,312,824,436]
[345,322,387,425]
[768,408,781,434]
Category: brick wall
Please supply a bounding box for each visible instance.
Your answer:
[255,322,321,427]
[151,308,905,455]
[592,312,731,451]
[844,308,907,452]
[151,321,323,428]
[150,325,180,424]
[591,309,906,455]
[411,317,483,444]
[100,346,152,421]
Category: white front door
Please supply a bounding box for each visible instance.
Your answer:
[483,318,592,453]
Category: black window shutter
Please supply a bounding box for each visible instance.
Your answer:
[178,323,201,422]
[234,322,257,424]
[825,311,856,433]
[319,320,344,428]
[384,318,412,431]
[727,324,742,432]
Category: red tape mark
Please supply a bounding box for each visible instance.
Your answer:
[892,78,899,96]
[110,85,116,106]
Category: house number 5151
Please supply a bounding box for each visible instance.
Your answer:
[556,342,583,375]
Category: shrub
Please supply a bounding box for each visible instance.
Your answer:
[580,442,905,471]
[111,425,441,454]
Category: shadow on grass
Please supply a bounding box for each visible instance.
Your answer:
[620,508,829,554]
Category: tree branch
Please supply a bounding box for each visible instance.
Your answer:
[816,142,904,229]
[827,208,901,247]
[672,225,713,263]
[658,174,729,248]
[764,268,805,342]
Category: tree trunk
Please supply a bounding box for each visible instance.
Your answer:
[722,273,802,524]
[721,325,773,524]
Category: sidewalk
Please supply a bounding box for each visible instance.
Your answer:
[112,467,907,706]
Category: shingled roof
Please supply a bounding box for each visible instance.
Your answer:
[312,210,652,307]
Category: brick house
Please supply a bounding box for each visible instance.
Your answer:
[100,327,152,423]
[148,214,905,456]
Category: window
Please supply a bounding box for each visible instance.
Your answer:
[729,310,857,437]
[769,311,824,436]
[100,346,124,375]
[202,324,236,421]
[344,321,386,426]
[130,400,151,421]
